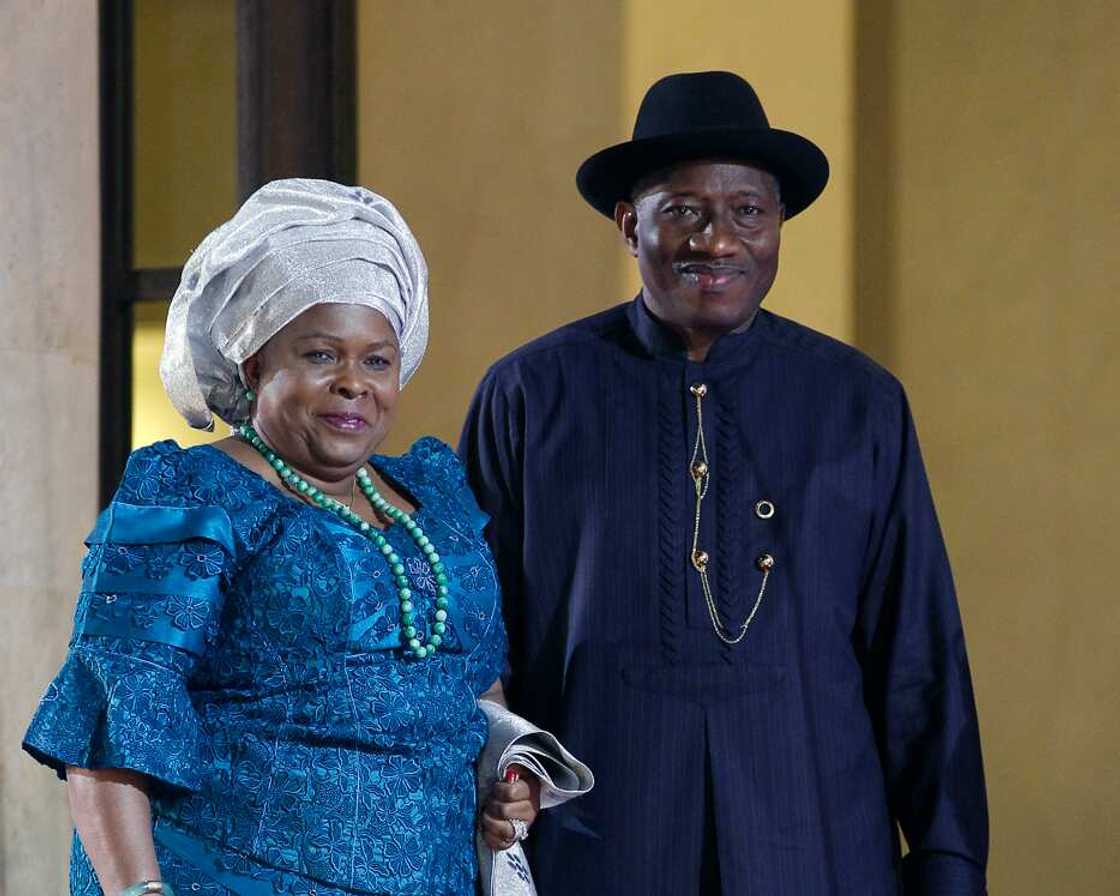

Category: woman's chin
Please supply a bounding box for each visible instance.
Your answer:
[302,431,382,470]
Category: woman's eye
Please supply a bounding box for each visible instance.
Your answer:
[304,350,334,363]
[365,355,391,369]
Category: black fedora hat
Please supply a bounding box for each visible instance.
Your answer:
[576,71,829,219]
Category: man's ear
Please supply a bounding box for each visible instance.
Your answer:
[614,201,639,257]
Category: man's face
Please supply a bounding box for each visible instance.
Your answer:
[616,160,784,342]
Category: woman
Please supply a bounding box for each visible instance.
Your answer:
[23,179,538,895]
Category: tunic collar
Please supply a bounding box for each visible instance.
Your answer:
[626,293,766,368]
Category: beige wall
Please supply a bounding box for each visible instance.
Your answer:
[357,1,855,451]
[0,1,101,892]
[356,1,625,452]
[858,2,1120,892]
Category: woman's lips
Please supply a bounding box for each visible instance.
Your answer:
[319,413,369,432]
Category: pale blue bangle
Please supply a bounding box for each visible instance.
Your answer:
[120,882,175,896]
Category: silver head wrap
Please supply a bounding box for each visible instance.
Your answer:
[160,178,429,430]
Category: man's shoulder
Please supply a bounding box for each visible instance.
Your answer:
[758,311,902,400]
[484,302,631,381]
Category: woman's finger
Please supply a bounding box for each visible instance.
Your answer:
[480,813,517,850]
[490,780,531,803]
[484,797,534,821]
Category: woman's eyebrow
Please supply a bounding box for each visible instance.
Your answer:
[293,333,396,350]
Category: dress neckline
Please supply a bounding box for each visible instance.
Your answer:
[196,441,426,526]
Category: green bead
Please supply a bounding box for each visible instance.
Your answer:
[435,609,448,622]
[297,481,309,493]
[436,597,449,610]
[401,612,414,625]
[405,520,418,532]
[359,522,371,533]
[436,573,448,586]
[430,634,442,647]
[388,553,400,565]
[392,564,405,576]
[416,645,428,658]
[417,536,430,548]
[424,644,435,655]
[400,600,413,614]
[380,544,393,556]
[396,575,409,588]
[398,588,411,600]
[404,625,416,638]
[409,638,421,651]
[432,562,445,574]
[438,585,449,597]
[433,622,446,635]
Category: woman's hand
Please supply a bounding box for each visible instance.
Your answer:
[480,764,541,851]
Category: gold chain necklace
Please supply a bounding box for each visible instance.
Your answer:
[688,382,773,645]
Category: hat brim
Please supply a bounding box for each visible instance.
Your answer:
[576,128,829,220]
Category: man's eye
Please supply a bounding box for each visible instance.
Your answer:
[739,205,763,216]
[666,205,697,217]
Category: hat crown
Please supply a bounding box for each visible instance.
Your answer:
[632,71,770,140]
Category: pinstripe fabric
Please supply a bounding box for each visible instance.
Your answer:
[460,298,987,895]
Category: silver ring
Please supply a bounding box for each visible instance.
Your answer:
[509,817,530,841]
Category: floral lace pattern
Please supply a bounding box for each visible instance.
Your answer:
[24,438,506,895]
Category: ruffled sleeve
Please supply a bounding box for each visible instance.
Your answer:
[22,442,237,792]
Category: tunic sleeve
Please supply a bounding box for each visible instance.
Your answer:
[22,443,236,793]
[458,370,524,690]
[857,388,989,895]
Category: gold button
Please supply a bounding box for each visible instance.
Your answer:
[754,499,775,520]
[756,552,775,571]
[689,382,708,397]
[692,549,710,570]
[691,461,709,479]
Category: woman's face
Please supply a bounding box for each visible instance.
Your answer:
[242,303,401,480]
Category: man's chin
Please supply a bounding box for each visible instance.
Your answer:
[687,305,759,335]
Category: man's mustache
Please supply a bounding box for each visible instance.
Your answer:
[673,261,749,275]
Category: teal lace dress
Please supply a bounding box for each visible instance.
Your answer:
[23,438,507,895]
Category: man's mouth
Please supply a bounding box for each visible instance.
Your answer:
[319,413,369,432]
[675,262,747,291]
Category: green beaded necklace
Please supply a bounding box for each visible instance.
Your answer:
[236,422,449,659]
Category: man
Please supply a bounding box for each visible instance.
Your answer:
[460,71,987,895]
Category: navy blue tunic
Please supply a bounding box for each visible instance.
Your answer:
[460,298,987,895]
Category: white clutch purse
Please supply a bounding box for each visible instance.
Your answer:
[476,700,595,896]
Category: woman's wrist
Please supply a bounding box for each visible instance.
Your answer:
[120,881,175,896]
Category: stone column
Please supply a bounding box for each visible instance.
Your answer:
[0,1,100,891]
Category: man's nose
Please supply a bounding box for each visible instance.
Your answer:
[689,212,738,256]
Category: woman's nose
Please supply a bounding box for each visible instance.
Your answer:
[331,370,369,399]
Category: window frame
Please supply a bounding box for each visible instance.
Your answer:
[98,0,355,504]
